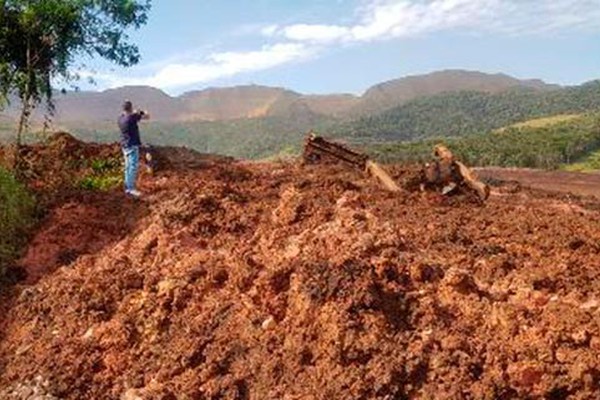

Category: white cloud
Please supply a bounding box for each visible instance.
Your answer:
[104,43,316,89]
[269,0,600,44]
[280,24,350,43]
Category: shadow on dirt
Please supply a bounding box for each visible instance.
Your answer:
[17,190,149,285]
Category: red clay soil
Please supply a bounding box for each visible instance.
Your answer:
[17,191,146,284]
[1,152,600,399]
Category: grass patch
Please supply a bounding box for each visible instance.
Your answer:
[90,158,121,174]
[78,174,122,191]
[0,167,36,279]
[497,114,583,132]
[78,157,123,191]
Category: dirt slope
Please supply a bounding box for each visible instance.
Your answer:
[1,150,600,399]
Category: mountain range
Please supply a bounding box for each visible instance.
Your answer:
[0,69,560,125]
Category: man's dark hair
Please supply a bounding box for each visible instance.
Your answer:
[123,100,133,113]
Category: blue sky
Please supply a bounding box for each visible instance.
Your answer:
[82,0,600,96]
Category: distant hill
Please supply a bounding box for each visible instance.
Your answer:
[179,85,298,121]
[354,70,557,116]
[54,86,184,122]
[333,81,600,143]
[302,94,361,117]
[0,69,558,126]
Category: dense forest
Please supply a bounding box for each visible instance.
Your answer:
[367,113,600,169]
[333,81,600,143]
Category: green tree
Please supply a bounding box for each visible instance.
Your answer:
[0,0,151,147]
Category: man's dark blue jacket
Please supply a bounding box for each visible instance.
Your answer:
[118,112,143,147]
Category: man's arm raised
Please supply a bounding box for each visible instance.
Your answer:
[137,110,151,120]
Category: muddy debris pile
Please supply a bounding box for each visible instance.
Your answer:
[1,157,600,399]
[0,132,122,198]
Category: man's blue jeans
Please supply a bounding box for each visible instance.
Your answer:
[122,146,139,192]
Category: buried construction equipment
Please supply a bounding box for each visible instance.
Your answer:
[303,132,402,192]
[421,144,490,202]
[303,133,490,201]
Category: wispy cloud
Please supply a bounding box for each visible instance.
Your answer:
[483,0,600,35]
[98,0,600,91]
[102,43,316,89]
[266,0,600,44]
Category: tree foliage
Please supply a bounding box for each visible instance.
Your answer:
[0,0,151,142]
[368,113,600,170]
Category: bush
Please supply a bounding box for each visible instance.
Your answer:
[0,167,36,277]
[78,157,123,191]
[90,158,121,174]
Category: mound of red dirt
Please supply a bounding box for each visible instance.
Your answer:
[0,132,122,197]
[17,191,146,284]
[1,157,600,399]
[0,133,231,201]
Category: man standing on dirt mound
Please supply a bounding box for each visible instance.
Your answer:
[118,100,150,198]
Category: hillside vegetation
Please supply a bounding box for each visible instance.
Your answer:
[564,149,600,172]
[368,113,600,169]
[335,81,600,143]
[496,114,582,131]
[0,168,36,280]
